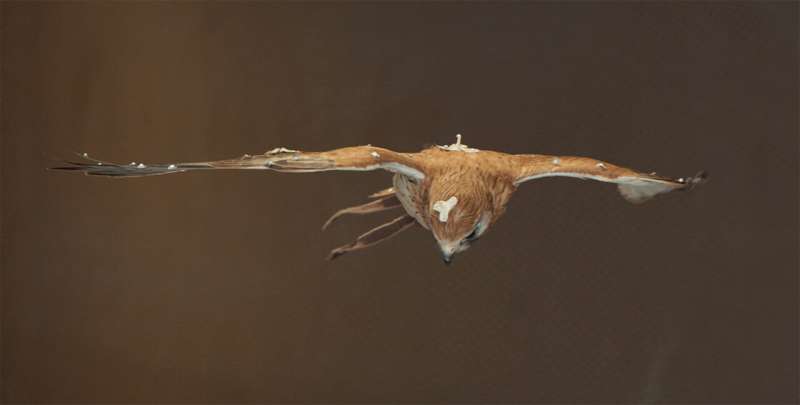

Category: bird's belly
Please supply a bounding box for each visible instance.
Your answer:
[393,174,429,229]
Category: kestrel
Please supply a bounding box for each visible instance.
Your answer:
[53,135,706,263]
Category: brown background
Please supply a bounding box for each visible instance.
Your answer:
[1,3,797,404]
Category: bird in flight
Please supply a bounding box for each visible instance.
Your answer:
[53,135,706,263]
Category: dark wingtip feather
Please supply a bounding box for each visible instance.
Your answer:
[683,171,709,190]
[49,153,192,177]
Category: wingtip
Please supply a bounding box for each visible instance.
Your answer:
[695,170,709,181]
[684,171,708,189]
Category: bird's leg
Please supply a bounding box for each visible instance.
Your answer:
[322,193,401,230]
[327,215,416,260]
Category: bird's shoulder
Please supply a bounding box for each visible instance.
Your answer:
[413,146,517,176]
[414,145,511,162]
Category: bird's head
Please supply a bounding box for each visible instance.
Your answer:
[428,177,512,264]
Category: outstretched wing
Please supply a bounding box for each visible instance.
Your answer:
[51,146,425,180]
[512,154,706,204]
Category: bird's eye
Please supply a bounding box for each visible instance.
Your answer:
[465,227,479,242]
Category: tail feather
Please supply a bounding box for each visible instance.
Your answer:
[327,215,416,260]
[322,194,401,230]
[368,187,395,199]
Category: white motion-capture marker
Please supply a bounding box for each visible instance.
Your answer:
[432,196,459,223]
[437,134,480,153]
[266,147,298,155]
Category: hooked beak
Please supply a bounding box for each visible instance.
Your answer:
[438,242,458,266]
[442,253,453,265]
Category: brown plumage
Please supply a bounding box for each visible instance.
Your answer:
[52,135,707,263]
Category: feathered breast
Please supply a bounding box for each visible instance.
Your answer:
[393,174,429,229]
